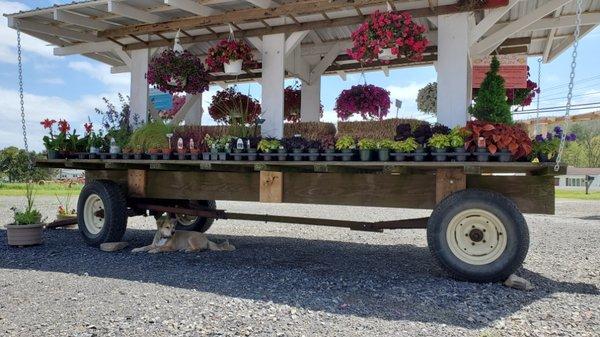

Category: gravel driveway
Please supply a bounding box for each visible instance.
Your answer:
[1,196,598,337]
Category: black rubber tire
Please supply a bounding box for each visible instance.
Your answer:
[427,189,529,283]
[173,200,216,233]
[77,180,128,247]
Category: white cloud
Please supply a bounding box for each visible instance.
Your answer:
[37,77,65,85]
[68,61,130,89]
[0,1,55,64]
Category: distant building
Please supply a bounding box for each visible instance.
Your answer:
[555,167,600,191]
[56,169,84,180]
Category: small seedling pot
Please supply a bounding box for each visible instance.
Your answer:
[413,147,426,162]
[77,152,87,159]
[393,152,407,161]
[88,153,98,160]
[232,149,243,161]
[453,147,467,162]
[202,152,211,161]
[177,152,187,160]
[247,148,258,161]
[161,152,172,160]
[5,223,43,246]
[378,149,390,162]
[133,153,143,160]
[190,153,199,161]
[149,152,160,160]
[432,148,447,162]
[99,153,110,160]
[46,150,57,159]
[359,149,372,162]
[324,149,335,161]
[308,148,320,161]
[210,150,219,161]
[292,148,304,161]
[217,153,228,161]
[498,149,512,162]
[341,149,354,162]
[476,147,489,162]
[110,153,120,159]
[277,149,287,161]
[121,153,131,160]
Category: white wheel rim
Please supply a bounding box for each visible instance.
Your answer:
[175,214,198,227]
[83,194,105,235]
[446,209,507,265]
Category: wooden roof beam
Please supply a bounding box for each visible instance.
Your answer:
[246,0,279,9]
[164,0,222,16]
[53,9,117,31]
[107,0,162,24]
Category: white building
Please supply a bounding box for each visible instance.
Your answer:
[555,167,600,191]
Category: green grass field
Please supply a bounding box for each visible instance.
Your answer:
[555,189,600,200]
[0,182,83,196]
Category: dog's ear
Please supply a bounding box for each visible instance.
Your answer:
[156,216,166,228]
[169,217,177,226]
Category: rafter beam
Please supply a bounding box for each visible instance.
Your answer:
[309,42,340,83]
[53,9,116,31]
[54,41,121,56]
[543,7,563,63]
[471,0,520,43]
[246,0,278,8]
[164,0,222,16]
[547,25,597,62]
[7,17,100,42]
[108,0,161,23]
[285,30,310,56]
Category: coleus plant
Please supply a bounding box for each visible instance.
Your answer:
[205,39,255,72]
[464,121,532,159]
[334,84,391,120]
[347,10,429,63]
[147,50,209,95]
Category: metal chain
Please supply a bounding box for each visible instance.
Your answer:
[554,0,583,172]
[16,23,32,170]
[534,58,542,135]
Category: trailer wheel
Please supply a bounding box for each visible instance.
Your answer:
[77,180,128,247]
[427,189,529,283]
[173,200,216,233]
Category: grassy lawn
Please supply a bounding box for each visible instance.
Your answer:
[555,189,600,200]
[0,182,83,196]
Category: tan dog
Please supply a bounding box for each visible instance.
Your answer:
[132,216,235,254]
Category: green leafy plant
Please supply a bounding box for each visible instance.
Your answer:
[335,135,355,151]
[428,134,451,149]
[205,134,232,152]
[126,121,173,152]
[392,137,419,152]
[88,130,104,149]
[357,138,378,150]
[448,127,470,148]
[257,138,281,152]
[11,182,42,225]
[376,139,396,150]
[469,56,512,124]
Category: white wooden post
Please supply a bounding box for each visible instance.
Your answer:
[436,13,471,128]
[183,94,203,125]
[300,78,321,122]
[260,33,285,138]
[130,49,149,126]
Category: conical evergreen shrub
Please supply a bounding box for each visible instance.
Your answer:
[470,56,513,124]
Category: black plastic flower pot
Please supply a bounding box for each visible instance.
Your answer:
[413,148,426,162]
[476,147,489,162]
[453,147,467,162]
[324,149,335,161]
[432,148,447,162]
[232,150,243,161]
[341,149,354,162]
[110,153,120,160]
[77,153,87,159]
[378,149,390,162]
[277,149,287,161]
[210,151,219,161]
[539,153,554,162]
[190,153,199,161]
[47,150,58,159]
[100,153,110,160]
[202,152,211,161]
[149,153,160,160]
[121,153,130,160]
[292,148,303,161]
[88,153,98,160]
[133,153,143,160]
[262,152,274,161]
[498,149,511,162]
[177,153,186,160]
[162,153,171,160]
[247,149,257,161]
[308,148,320,161]
[359,149,372,162]
[217,153,228,161]
[393,152,407,161]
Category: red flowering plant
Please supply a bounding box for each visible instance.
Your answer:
[208,88,261,125]
[283,84,324,123]
[463,121,532,159]
[205,39,255,72]
[41,118,81,154]
[507,79,540,108]
[348,10,428,63]
[147,50,209,95]
[334,84,391,120]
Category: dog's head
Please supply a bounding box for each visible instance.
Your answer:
[156,216,177,238]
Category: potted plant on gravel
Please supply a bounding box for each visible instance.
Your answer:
[391,137,419,161]
[6,182,44,246]
[376,139,395,161]
[428,134,451,162]
[357,138,377,161]
[206,38,255,75]
[335,135,356,162]
[55,194,76,222]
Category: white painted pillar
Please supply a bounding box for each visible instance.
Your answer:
[130,49,149,126]
[300,78,321,122]
[436,13,471,128]
[260,33,285,138]
[183,94,203,125]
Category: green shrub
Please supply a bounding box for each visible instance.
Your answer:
[335,135,355,150]
[428,134,451,149]
[469,56,512,124]
[392,137,419,152]
[357,138,378,150]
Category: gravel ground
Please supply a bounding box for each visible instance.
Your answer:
[0,196,598,337]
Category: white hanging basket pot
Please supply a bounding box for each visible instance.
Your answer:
[224,59,243,75]
[378,48,397,61]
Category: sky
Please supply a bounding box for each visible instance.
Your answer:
[1,0,599,151]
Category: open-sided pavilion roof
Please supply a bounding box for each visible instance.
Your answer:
[5,0,600,83]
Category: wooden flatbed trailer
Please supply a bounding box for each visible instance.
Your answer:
[37,159,564,283]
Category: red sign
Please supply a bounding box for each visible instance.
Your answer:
[472,55,528,89]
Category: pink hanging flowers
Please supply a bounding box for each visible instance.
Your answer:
[334,84,391,121]
[147,49,209,95]
[205,39,256,72]
[348,11,429,63]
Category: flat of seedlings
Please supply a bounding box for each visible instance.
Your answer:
[35,158,565,176]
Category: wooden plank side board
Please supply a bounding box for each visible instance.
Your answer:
[282,172,436,209]
[259,171,283,203]
[436,168,467,203]
[467,175,555,214]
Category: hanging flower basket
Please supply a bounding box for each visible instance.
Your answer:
[334,84,391,121]
[416,82,437,115]
[348,10,429,63]
[206,39,255,75]
[284,84,324,123]
[147,50,209,95]
[208,88,261,124]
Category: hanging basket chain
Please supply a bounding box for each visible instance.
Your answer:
[554,0,583,172]
[16,23,32,171]
[534,58,542,135]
